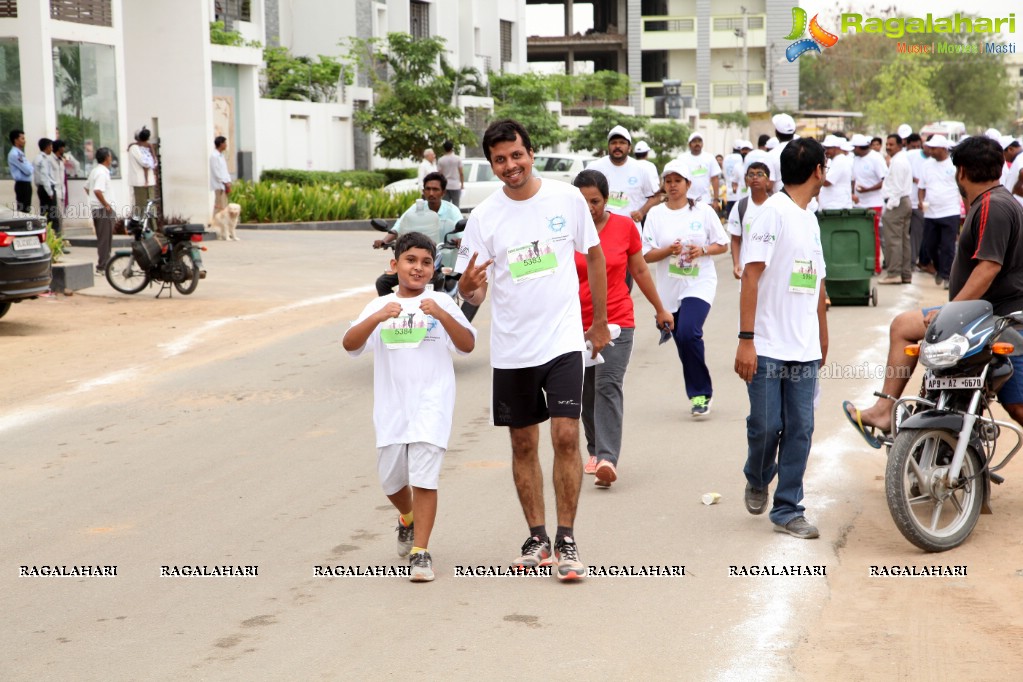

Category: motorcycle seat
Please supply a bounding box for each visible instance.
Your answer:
[163,223,206,237]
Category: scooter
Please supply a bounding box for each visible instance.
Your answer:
[370,218,478,322]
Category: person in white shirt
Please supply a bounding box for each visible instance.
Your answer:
[643,160,729,418]
[50,139,68,234]
[588,125,661,230]
[734,137,829,540]
[632,140,660,194]
[818,136,853,210]
[209,135,233,235]
[879,133,914,284]
[127,127,157,216]
[728,140,754,206]
[851,133,888,210]
[904,133,928,268]
[84,147,115,274]
[455,119,610,580]
[417,148,437,186]
[728,160,772,279]
[33,138,58,232]
[722,139,744,215]
[917,134,960,286]
[677,132,722,211]
[765,114,797,193]
[1001,138,1023,209]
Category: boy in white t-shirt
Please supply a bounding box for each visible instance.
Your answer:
[727,160,772,280]
[343,232,477,582]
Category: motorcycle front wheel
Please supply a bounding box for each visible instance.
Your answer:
[885,427,985,552]
[172,251,200,295]
[105,253,149,294]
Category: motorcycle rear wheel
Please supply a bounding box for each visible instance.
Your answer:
[173,252,200,295]
[885,427,984,552]
[106,253,149,294]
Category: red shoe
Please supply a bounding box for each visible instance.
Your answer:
[595,460,617,487]
[584,455,597,475]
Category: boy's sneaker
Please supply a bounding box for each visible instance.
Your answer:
[554,536,586,581]
[691,396,712,418]
[512,535,553,569]
[594,460,617,488]
[409,551,434,582]
[584,455,598,475]
[395,518,414,558]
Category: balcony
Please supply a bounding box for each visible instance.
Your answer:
[709,14,767,50]
[641,16,697,51]
[709,80,768,114]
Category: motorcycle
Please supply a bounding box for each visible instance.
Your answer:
[105,200,208,297]
[885,300,1023,552]
[370,218,479,322]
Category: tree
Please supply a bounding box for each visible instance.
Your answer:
[489,72,567,151]
[570,109,649,155]
[262,46,348,102]
[928,33,1012,129]
[863,60,941,132]
[639,121,692,171]
[347,33,478,161]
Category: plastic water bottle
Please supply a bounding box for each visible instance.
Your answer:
[399,199,441,244]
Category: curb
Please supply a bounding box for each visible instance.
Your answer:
[238,220,376,232]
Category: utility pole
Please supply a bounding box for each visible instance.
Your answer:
[739,6,749,114]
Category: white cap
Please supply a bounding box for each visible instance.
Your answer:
[661,159,693,182]
[739,139,753,150]
[772,113,796,135]
[822,134,842,148]
[607,125,632,143]
[634,140,651,154]
[766,137,779,150]
[733,138,744,150]
[688,131,703,144]
[897,124,913,139]
[849,133,872,147]
[985,128,1002,141]
[924,134,952,149]
[999,135,1015,150]
[839,138,854,152]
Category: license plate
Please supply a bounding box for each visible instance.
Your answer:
[12,236,38,251]
[925,376,983,390]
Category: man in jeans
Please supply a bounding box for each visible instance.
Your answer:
[734,137,829,539]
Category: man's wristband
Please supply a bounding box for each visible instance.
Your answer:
[738,331,755,340]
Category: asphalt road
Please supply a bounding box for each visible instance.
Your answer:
[0,229,976,680]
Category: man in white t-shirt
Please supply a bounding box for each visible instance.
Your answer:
[1002,138,1023,208]
[722,139,744,215]
[765,113,797,193]
[851,133,888,210]
[455,119,610,581]
[728,159,771,279]
[678,132,721,211]
[905,133,928,268]
[917,134,960,286]
[633,140,660,192]
[728,140,754,205]
[818,135,853,210]
[588,125,661,229]
[417,148,437,186]
[879,133,914,284]
[85,147,116,275]
[734,137,829,540]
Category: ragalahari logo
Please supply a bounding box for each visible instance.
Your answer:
[785,7,839,61]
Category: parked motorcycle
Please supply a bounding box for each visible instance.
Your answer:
[885,300,1023,551]
[370,218,478,322]
[106,200,208,297]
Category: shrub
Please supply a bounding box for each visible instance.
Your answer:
[379,168,418,185]
[258,169,388,189]
[230,180,417,223]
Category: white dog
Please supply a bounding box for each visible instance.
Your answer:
[212,202,242,241]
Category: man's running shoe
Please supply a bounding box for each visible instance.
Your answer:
[396,518,414,558]
[691,396,711,418]
[554,536,586,581]
[409,551,434,582]
[512,535,553,568]
[594,460,617,488]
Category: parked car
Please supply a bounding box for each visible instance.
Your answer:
[384,157,503,212]
[532,153,596,183]
[0,208,52,319]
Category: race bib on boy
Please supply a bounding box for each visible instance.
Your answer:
[380,308,429,349]
[789,258,817,294]
[508,240,558,283]
[608,191,628,209]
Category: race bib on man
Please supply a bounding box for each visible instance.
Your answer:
[608,191,628,209]
[508,240,558,282]
[789,259,818,294]
[380,308,428,349]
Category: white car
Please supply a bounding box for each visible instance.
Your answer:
[532,153,596,183]
[383,158,503,212]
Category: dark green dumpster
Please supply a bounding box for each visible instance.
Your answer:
[817,208,878,306]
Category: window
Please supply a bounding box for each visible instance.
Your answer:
[410,0,429,39]
[214,0,251,29]
[713,16,764,31]
[0,1,16,18]
[0,39,21,179]
[644,17,694,32]
[500,20,513,66]
[52,41,120,179]
[50,0,112,27]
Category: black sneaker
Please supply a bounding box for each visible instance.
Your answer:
[396,519,414,558]
[512,535,553,569]
[409,550,434,582]
[773,516,820,539]
[744,483,768,515]
[691,396,711,418]
[554,536,586,581]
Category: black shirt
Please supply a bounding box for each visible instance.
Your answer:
[949,185,1023,316]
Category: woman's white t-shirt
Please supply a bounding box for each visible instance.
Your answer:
[642,200,728,308]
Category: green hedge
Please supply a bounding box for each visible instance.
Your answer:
[231,180,418,223]
[379,168,418,184]
[258,169,388,189]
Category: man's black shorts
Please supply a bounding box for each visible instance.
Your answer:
[492,351,584,428]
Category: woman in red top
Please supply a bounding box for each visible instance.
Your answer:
[573,169,674,488]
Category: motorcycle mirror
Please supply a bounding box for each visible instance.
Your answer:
[370,219,392,233]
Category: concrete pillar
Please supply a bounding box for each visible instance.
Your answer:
[565,0,574,35]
